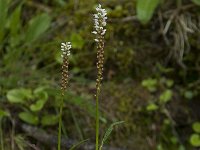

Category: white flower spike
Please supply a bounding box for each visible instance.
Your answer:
[92,4,107,41]
[60,42,71,58]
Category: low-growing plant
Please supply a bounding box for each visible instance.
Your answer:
[189,122,200,147]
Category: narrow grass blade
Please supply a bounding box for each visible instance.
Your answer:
[99,121,124,150]
[69,139,89,150]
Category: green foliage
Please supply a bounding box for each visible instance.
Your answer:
[30,87,48,112]
[183,91,194,100]
[69,139,89,150]
[18,112,39,125]
[146,103,158,111]
[159,90,173,103]
[8,5,21,36]
[7,88,32,104]
[63,91,106,123]
[6,87,58,126]
[0,0,10,42]
[189,122,200,147]
[192,122,200,133]
[0,109,10,118]
[1,0,200,149]
[142,78,157,92]
[41,114,58,126]
[136,0,160,24]
[190,121,200,147]
[25,13,51,43]
[99,121,124,150]
[190,134,200,147]
[70,33,85,49]
[191,0,200,5]
[14,135,27,150]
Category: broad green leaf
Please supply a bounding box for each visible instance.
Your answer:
[7,88,33,103]
[190,134,200,147]
[70,33,85,49]
[136,0,160,24]
[30,87,48,112]
[41,114,58,126]
[159,89,173,103]
[146,103,158,111]
[25,13,51,43]
[30,99,46,112]
[99,121,124,150]
[191,0,200,5]
[69,139,89,150]
[33,86,48,94]
[19,112,39,125]
[192,122,200,133]
[33,88,48,102]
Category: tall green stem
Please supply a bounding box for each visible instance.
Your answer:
[95,88,100,150]
[58,95,64,150]
[0,119,4,150]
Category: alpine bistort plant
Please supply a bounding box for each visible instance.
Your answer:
[92,4,107,150]
[58,42,71,150]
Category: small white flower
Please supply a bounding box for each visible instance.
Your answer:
[92,31,97,34]
[94,39,99,42]
[92,4,107,39]
[60,42,72,58]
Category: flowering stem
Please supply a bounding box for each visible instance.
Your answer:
[58,42,71,150]
[58,94,64,150]
[95,87,100,150]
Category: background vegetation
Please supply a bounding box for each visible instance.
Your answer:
[0,0,200,149]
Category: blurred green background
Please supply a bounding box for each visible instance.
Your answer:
[0,0,200,149]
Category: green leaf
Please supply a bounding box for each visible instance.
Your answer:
[7,88,33,103]
[191,0,200,5]
[142,78,157,92]
[190,134,200,147]
[34,88,48,101]
[0,0,10,42]
[184,91,194,100]
[70,33,85,49]
[99,121,124,150]
[30,87,48,112]
[69,139,89,150]
[136,0,160,24]
[166,79,174,88]
[192,122,200,133]
[146,103,158,111]
[25,13,51,43]
[30,99,46,112]
[41,114,58,126]
[8,5,21,36]
[159,89,173,103]
[178,145,186,150]
[0,109,10,118]
[18,112,39,125]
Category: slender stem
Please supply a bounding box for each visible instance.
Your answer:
[0,119,4,150]
[58,95,64,150]
[95,88,100,150]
